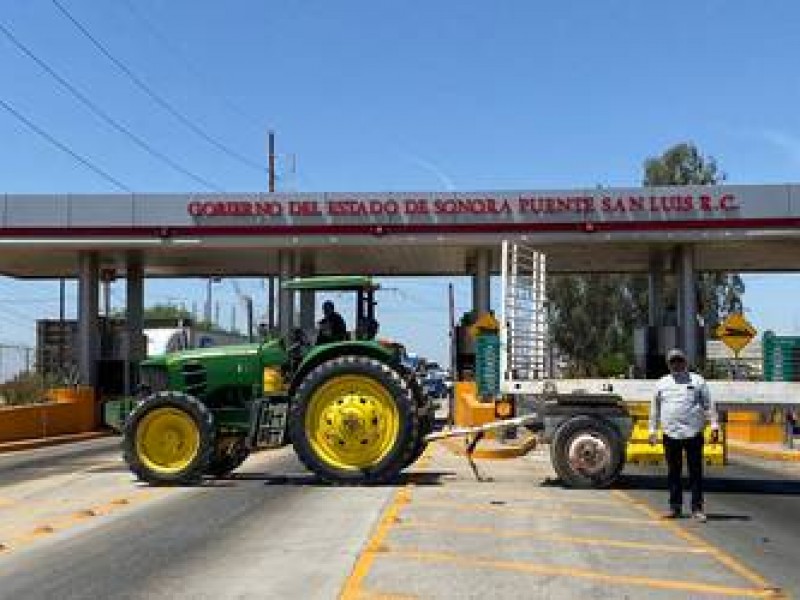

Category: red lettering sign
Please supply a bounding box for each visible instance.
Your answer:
[187,193,740,220]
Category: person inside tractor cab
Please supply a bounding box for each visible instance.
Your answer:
[316,300,348,344]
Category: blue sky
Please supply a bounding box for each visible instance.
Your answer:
[1,1,800,365]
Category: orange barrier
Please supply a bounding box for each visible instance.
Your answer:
[728,411,761,423]
[0,387,97,444]
[453,381,496,431]
[725,410,783,443]
[726,422,783,443]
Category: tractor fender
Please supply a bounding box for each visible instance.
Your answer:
[289,341,397,396]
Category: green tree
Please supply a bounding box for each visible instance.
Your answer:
[643,143,722,186]
[111,303,231,332]
[548,274,643,376]
[643,142,745,334]
[141,303,192,321]
[546,142,744,375]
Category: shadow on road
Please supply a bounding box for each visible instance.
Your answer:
[617,473,800,496]
[202,470,454,487]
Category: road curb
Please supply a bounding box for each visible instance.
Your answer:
[0,431,116,454]
[728,441,800,462]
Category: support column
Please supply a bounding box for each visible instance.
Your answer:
[676,245,699,366]
[125,251,145,394]
[278,250,295,337]
[77,251,100,387]
[471,248,491,315]
[647,251,664,327]
[298,253,316,333]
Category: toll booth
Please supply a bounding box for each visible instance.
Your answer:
[634,325,706,378]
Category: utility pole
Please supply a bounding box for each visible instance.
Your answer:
[246,297,254,342]
[59,278,66,375]
[267,277,275,332]
[267,129,276,330]
[268,129,276,193]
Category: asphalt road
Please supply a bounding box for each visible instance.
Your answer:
[622,455,800,597]
[1,438,798,599]
[0,436,122,487]
[0,439,394,600]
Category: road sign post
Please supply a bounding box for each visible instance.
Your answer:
[716,313,757,380]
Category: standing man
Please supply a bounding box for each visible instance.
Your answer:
[649,348,719,521]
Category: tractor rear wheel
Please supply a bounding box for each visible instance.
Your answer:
[123,391,215,485]
[290,356,419,483]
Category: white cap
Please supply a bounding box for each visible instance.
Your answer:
[667,348,686,362]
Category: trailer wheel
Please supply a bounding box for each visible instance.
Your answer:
[290,356,418,483]
[205,437,250,478]
[550,415,624,489]
[123,391,215,485]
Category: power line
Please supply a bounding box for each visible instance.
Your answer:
[0,20,224,192]
[0,97,132,191]
[118,0,267,134]
[50,0,269,176]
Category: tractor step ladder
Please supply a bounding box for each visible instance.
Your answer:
[500,240,547,395]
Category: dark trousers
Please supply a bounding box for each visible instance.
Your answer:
[663,433,704,511]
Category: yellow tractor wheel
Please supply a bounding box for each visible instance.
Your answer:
[290,356,419,483]
[123,392,215,485]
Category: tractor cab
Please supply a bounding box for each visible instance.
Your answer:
[281,275,381,346]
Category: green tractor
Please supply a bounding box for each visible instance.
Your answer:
[122,276,434,485]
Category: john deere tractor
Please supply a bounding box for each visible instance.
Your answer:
[122,276,434,485]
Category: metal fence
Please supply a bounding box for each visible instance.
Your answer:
[0,343,35,384]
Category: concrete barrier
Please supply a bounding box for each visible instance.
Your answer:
[0,387,96,443]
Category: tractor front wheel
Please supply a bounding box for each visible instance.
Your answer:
[123,392,215,485]
[290,356,419,483]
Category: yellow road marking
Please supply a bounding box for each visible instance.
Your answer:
[339,445,437,600]
[339,487,411,599]
[424,490,625,506]
[383,549,776,598]
[0,488,172,554]
[396,520,711,554]
[408,499,654,525]
[612,490,779,594]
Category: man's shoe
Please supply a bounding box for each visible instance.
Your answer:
[663,508,681,519]
[692,510,707,523]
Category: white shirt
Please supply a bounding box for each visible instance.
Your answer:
[649,371,719,439]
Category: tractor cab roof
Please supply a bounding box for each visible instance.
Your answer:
[282,275,379,292]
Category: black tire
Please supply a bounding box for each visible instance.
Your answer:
[205,438,250,477]
[402,369,432,467]
[406,407,434,467]
[550,415,625,489]
[123,391,215,485]
[289,356,419,484]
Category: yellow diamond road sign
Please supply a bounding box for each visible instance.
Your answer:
[716,313,757,354]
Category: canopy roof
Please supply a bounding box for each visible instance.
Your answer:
[282,275,379,291]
